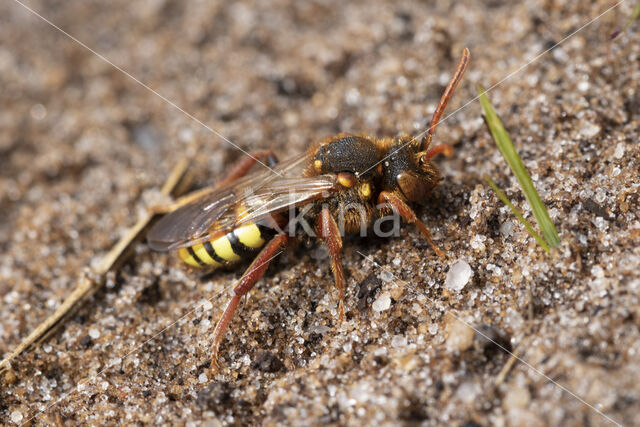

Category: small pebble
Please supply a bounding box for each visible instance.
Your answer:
[470,235,486,251]
[10,410,23,423]
[500,221,514,237]
[580,121,601,138]
[455,381,480,404]
[503,384,531,410]
[372,292,391,311]
[446,319,475,352]
[444,260,473,291]
[3,369,17,385]
[379,270,394,283]
[506,409,545,427]
[88,328,100,340]
[393,353,420,371]
[577,80,589,92]
[391,335,407,348]
[29,103,47,120]
[198,373,208,384]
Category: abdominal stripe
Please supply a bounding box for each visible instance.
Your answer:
[186,246,205,266]
[228,229,259,259]
[204,240,228,264]
[181,224,269,268]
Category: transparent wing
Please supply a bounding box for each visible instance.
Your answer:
[147,153,337,251]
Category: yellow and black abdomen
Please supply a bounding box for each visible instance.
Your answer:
[177,223,272,268]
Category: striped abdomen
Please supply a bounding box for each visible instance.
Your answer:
[177,223,271,268]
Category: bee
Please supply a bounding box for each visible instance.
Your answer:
[147,49,470,371]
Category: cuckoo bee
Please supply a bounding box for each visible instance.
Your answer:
[147,49,470,371]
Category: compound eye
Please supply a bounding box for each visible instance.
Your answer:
[337,171,357,188]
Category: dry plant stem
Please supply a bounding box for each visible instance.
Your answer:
[0,158,193,376]
[495,346,523,386]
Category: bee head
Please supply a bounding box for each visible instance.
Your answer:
[381,136,440,202]
[381,48,469,202]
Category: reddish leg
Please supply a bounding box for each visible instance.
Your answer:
[424,144,454,161]
[151,150,278,214]
[210,233,289,372]
[378,191,444,258]
[317,208,346,321]
[216,150,278,188]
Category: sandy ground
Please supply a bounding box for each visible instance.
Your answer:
[1,0,639,425]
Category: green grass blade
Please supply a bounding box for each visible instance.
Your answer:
[627,2,640,28]
[633,2,640,21]
[611,2,640,39]
[485,177,550,253]
[478,87,560,248]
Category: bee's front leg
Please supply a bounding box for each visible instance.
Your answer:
[378,191,445,258]
[317,208,346,321]
[424,144,454,161]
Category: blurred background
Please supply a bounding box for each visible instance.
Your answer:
[1,0,638,425]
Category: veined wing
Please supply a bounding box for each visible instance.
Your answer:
[147,153,338,251]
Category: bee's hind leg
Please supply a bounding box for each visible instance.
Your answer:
[150,150,278,214]
[209,232,289,373]
[317,208,346,322]
[216,150,278,188]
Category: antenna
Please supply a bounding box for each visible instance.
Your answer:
[422,48,470,150]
